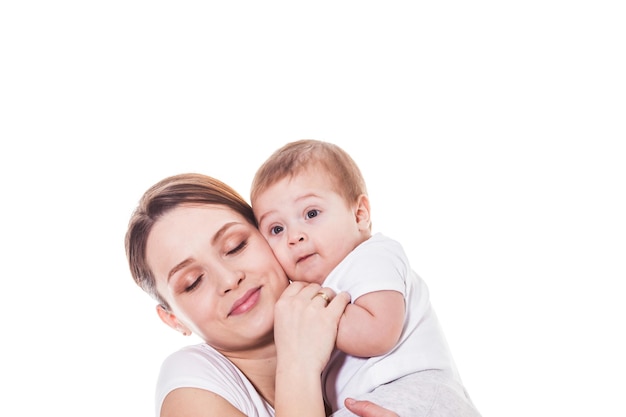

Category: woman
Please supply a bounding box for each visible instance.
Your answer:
[125,173,397,417]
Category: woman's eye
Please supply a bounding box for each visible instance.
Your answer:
[306,209,320,219]
[185,275,202,292]
[270,225,284,235]
[227,240,247,255]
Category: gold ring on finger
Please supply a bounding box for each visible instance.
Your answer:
[313,291,330,306]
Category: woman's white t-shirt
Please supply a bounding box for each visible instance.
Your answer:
[155,344,275,417]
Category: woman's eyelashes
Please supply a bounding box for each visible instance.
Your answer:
[184,275,202,292]
[177,237,248,291]
[226,239,248,255]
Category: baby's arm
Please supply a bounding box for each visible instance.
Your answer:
[335,290,405,357]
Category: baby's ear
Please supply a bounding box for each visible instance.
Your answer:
[354,194,371,231]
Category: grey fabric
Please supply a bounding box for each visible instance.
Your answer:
[331,370,481,417]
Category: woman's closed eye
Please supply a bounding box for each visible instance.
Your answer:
[226,239,248,255]
[185,275,202,292]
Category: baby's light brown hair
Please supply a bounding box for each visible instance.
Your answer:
[251,139,369,219]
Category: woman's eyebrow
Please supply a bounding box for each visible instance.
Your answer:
[167,259,193,283]
[212,222,239,245]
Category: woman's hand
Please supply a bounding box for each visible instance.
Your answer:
[274,281,350,373]
[344,398,400,417]
[273,282,350,417]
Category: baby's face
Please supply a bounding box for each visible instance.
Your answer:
[252,170,368,284]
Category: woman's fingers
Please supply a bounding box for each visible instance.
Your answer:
[279,281,345,309]
[325,290,351,316]
[311,290,331,306]
[279,280,322,300]
[274,282,350,374]
[344,398,399,417]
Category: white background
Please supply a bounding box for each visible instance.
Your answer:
[1,2,624,416]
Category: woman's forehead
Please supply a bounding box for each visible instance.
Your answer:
[148,206,245,253]
[168,204,243,222]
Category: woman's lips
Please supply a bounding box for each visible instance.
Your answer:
[228,287,261,316]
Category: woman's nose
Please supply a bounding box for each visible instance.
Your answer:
[221,268,245,294]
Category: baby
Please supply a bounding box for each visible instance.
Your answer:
[251,139,479,417]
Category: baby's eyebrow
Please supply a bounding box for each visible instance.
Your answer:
[256,210,276,227]
[295,192,320,203]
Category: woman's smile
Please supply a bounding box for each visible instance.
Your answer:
[229,286,262,316]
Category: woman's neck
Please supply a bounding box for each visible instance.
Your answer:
[226,344,278,407]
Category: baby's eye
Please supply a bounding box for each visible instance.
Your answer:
[270,225,284,235]
[306,209,320,219]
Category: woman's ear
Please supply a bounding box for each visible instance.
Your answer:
[354,194,372,231]
[156,304,191,336]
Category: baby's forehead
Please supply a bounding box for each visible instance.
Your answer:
[254,162,348,204]
[300,173,356,210]
[291,166,343,191]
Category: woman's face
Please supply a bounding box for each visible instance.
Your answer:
[146,204,289,355]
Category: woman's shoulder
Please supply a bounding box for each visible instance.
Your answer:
[159,343,241,382]
[156,343,273,416]
[163,343,222,363]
